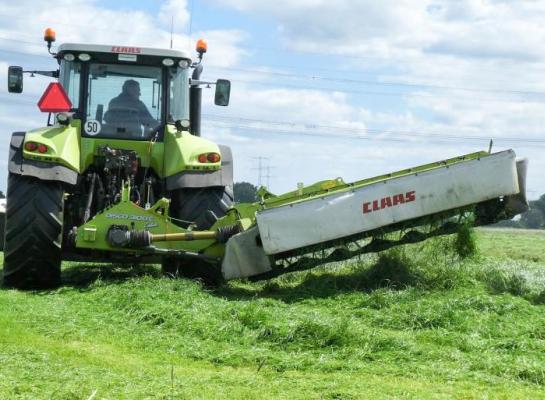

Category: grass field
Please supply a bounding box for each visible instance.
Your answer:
[0,228,544,399]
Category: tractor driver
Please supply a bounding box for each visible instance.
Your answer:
[105,79,157,136]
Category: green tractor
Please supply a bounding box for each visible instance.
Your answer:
[4,30,234,288]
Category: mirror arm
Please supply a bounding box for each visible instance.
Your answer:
[190,79,216,87]
[23,70,59,78]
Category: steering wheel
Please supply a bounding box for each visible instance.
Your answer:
[104,106,141,124]
[103,107,143,138]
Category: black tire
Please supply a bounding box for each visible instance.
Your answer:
[0,211,5,252]
[161,257,224,286]
[170,186,233,230]
[2,174,64,289]
[162,186,232,284]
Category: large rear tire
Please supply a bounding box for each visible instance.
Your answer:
[2,174,64,289]
[169,186,233,230]
[162,186,233,284]
[161,258,223,286]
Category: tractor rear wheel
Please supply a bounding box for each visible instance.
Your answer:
[169,186,233,230]
[162,186,233,283]
[2,174,64,289]
[161,258,223,286]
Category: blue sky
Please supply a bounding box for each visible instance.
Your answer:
[1,0,544,198]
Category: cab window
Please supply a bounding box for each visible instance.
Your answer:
[85,63,163,139]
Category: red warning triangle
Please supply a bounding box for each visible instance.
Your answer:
[37,82,72,113]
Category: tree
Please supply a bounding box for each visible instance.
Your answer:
[520,206,545,229]
[518,194,545,229]
[233,182,258,203]
[532,194,545,214]
[494,193,545,229]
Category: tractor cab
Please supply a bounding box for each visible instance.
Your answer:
[8,33,231,141]
[57,43,192,140]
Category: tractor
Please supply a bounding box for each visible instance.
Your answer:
[4,29,234,288]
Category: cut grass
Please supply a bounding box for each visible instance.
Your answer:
[0,228,544,399]
[476,227,545,263]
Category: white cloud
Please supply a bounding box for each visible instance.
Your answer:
[212,0,545,64]
[0,0,543,200]
[0,0,246,64]
[203,0,545,197]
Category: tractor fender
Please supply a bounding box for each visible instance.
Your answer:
[8,132,78,186]
[166,144,233,190]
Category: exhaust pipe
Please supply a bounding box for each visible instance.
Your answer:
[190,64,203,137]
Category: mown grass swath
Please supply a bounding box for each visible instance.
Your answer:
[0,228,544,399]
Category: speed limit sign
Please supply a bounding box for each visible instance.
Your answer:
[84,119,101,135]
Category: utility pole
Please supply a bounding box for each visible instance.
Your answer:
[265,164,276,190]
[252,156,269,187]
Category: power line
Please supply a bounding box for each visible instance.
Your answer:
[204,113,545,143]
[0,29,539,91]
[225,77,545,105]
[205,120,545,148]
[207,65,545,97]
[207,60,540,88]
[3,42,545,103]
[3,93,544,146]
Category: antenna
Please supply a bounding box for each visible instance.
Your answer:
[188,0,195,47]
[170,16,174,49]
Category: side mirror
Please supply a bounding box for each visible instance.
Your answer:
[214,79,231,106]
[8,66,23,93]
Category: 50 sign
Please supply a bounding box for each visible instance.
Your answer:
[84,119,101,135]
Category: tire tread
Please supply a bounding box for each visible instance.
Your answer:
[2,174,64,289]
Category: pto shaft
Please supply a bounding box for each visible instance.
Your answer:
[107,224,241,248]
[151,231,218,242]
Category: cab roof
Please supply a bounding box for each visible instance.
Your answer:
[57,43,192,61]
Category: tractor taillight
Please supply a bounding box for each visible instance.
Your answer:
[37,144,48,153]
[198,153,221,163]
[24,142,38,151]
[207,153,221,163]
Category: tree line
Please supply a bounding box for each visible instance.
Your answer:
[497,194,545,229]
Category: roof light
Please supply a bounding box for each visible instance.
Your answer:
[162,58,174,66]
[196,39,208,54]
[78,53,91,62]
[179,60,189,68]
[44,28,56,43]
[63,53,75,62]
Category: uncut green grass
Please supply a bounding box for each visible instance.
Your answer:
[0,229,544,399]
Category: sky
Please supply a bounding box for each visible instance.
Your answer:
[0,0,544,199]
